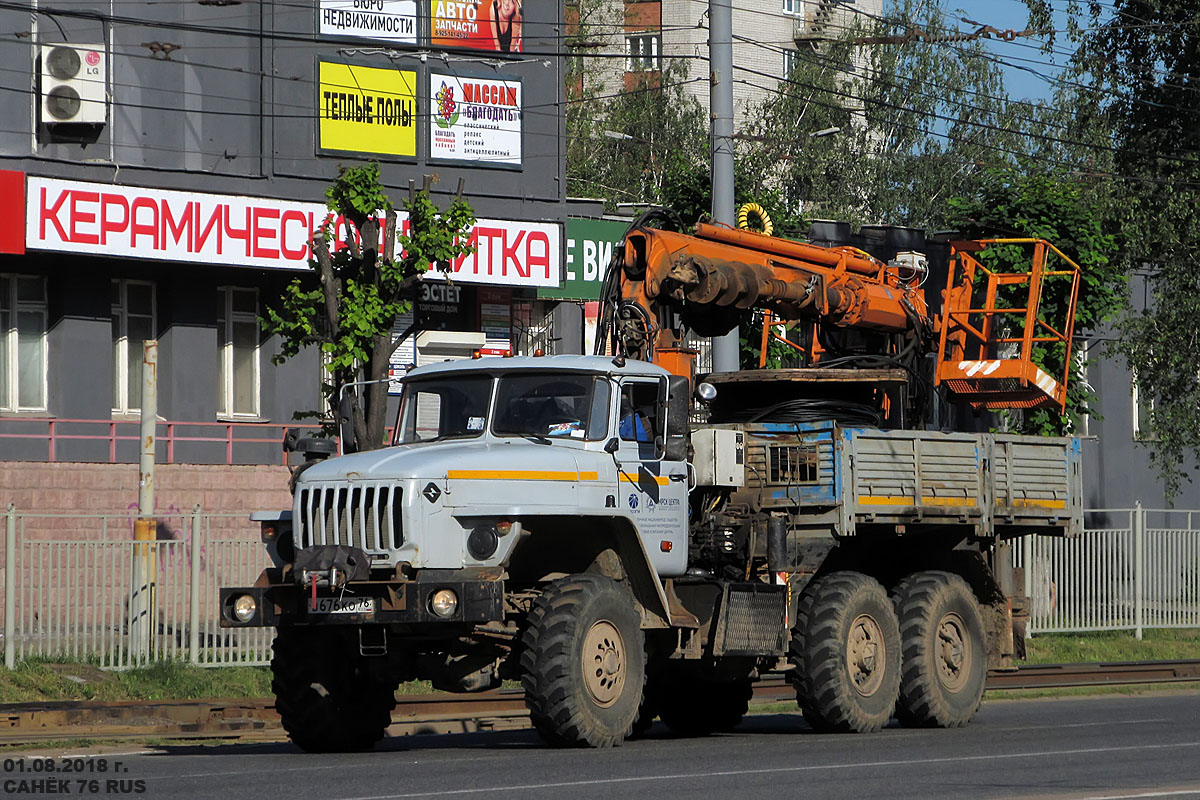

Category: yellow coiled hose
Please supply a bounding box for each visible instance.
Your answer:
[736,202,773,236]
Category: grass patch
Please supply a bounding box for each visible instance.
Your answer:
[3,629,1197,706]
[0,660,491,705]
[1021,628,1200,664]
[0,659,272,704]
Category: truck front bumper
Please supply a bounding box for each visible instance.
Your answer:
[218,577,504,628]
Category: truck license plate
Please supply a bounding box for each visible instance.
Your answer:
[309,597,375,615]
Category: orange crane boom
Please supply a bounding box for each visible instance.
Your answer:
[600,214,1080,415]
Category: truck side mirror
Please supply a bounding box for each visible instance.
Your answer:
[605,437,620,454]
[659,375,691,462]
[666,375,691,438]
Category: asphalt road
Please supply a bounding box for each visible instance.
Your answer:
[12,692,1200,800]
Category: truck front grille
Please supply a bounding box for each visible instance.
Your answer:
[295,482,402,555]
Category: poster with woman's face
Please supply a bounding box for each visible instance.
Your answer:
[430,0,522,52]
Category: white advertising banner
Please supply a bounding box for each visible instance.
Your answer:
[26,176,561,287]
[319,0,417,43]
[405,216,558,286]
[430,72,522,166]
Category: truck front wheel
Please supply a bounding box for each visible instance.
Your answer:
[891,571,987,727]
[790,571,901,733]
[520,574,645,748]
[271,628,396,752]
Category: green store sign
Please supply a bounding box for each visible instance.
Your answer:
[538,217,630,301]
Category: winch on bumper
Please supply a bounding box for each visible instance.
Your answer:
[218,545,503,628]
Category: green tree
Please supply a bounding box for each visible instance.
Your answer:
[1023,0,1200,495]
[656,155,803,234]
[744,0,1044,229]
[567,68,710,209]
[946,168,1123,436]
[262,164,476,451]
[564,0,709,212]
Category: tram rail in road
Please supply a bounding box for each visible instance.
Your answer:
[2,659,1198,746]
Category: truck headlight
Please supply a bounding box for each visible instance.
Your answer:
[232,594,257,623]
[429,588,459,618]
[467,525,499,560]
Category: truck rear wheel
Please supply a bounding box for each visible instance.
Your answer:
[520,574,645,748]
[892,571,987,728]
[270,628,396,753]
[790,571,901,733]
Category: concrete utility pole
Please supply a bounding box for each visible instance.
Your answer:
[709,0,739,373]
[130,340,158,659]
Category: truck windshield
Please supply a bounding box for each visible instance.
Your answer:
[492,373,611,441]
[396,375,492,443]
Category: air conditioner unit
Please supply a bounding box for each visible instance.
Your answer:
[40,43,107,124]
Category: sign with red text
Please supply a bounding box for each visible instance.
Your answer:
[406,215,557,287]
[27,176,327,270]
[430,72,522,166]
[430,0,522,52]
[25,176,560,287]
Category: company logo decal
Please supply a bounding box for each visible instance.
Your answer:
[435,81,459,129]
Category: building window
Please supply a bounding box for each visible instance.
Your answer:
[782,0,802,15]
[217,287,260,418]
[511,298,551,355]
[626,33,661,72]
[783,48,799,76]
[111,279,155,414]
[0,274,48,411]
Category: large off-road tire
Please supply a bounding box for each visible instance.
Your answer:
[891,571,987,728]
[787,576,820,725]
[656,674,753,736]
[520,574,645,748]
[271,628,397,753]
[790,571,901,733]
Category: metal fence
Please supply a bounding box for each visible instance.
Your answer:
[0,418,299,465]
[2,504,1199,670]
[1,505,272,669]
[1019,505,1200,637]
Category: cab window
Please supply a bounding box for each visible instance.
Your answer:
[618,382,658,444]
[493,373,611,441]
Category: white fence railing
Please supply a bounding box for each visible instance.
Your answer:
[1018,505,1200,638]
[2,504,1199,669]
[1,505,272,669]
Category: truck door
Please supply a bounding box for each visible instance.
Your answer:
[617,377,687,576]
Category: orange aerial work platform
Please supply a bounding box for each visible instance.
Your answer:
[935,238,1081,412]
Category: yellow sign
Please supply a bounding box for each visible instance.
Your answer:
[318,61,417,157]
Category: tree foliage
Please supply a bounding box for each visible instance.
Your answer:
[262,164,475,451]
[744,0,1039,229]
[946,168,1123,435]
[1023,0,1200,495]
[567,67,709,208]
